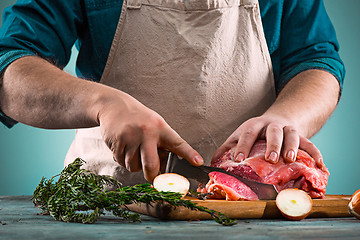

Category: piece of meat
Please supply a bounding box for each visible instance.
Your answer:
[198,171,258,201]
[211,140,330,198]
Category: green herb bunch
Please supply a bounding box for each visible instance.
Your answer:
[32,158,236,226]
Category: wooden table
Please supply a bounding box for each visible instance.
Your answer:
[1,196,359,240]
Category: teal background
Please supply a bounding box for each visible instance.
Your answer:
[0,0,359,196]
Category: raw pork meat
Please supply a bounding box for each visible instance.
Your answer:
[198,171,258,201]
[211,140,329,198]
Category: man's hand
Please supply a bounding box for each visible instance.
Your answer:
[213,115,324,169]
[96,92,204,182]
[213,69,339,171]
[0,56,203,182]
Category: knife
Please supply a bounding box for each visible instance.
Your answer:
[165,152,278,200]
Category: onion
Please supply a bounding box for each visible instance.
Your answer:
[348,189,360,220]
[153,173,190,196]
[276,188,313,221]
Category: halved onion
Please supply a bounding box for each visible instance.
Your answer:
[153,173,190,196]
[276,188,313,220]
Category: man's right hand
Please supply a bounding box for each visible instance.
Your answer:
[1,56,203,182]
[95,90,204,182]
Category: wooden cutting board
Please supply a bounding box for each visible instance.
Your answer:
[127,195,352,220]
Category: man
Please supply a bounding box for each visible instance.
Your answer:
[0,0,344,185]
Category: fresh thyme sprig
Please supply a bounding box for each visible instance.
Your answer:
[32,158,236,226]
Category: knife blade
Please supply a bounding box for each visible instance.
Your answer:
[165,152,278,200]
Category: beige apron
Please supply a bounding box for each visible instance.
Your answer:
[65,0,276,186]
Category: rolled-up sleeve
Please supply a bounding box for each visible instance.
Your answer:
[0,0,84,127]
[278,0,345,92]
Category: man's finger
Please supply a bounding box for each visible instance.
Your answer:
[212,143,233,163]
[140,140,160,182]
[124,145,142,172]
[299,136,325,170]
[282,126,299,163]
[160,127,203,166]
[235,124,263,162]
[265,123,283,163]
[112,142,126,168]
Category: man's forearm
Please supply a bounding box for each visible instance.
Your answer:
[264,69,340,138]
[0,56,111,129]
[0,55,204,180]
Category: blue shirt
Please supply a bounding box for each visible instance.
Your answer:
[0,0,345,128]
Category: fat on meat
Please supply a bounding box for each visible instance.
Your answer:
[199,171,258,201]
[211,140,330,198]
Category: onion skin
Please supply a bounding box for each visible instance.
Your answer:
[348,189,360,220]
[280,209,311,221]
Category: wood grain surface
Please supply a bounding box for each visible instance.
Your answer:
[127,195,352,220]
[2,196,360,240]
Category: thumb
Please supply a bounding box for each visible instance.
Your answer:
[160,127,204,166]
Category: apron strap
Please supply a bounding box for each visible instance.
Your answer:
[126,0,257,10]
[241,0,258,5]
[127,0,142,9]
